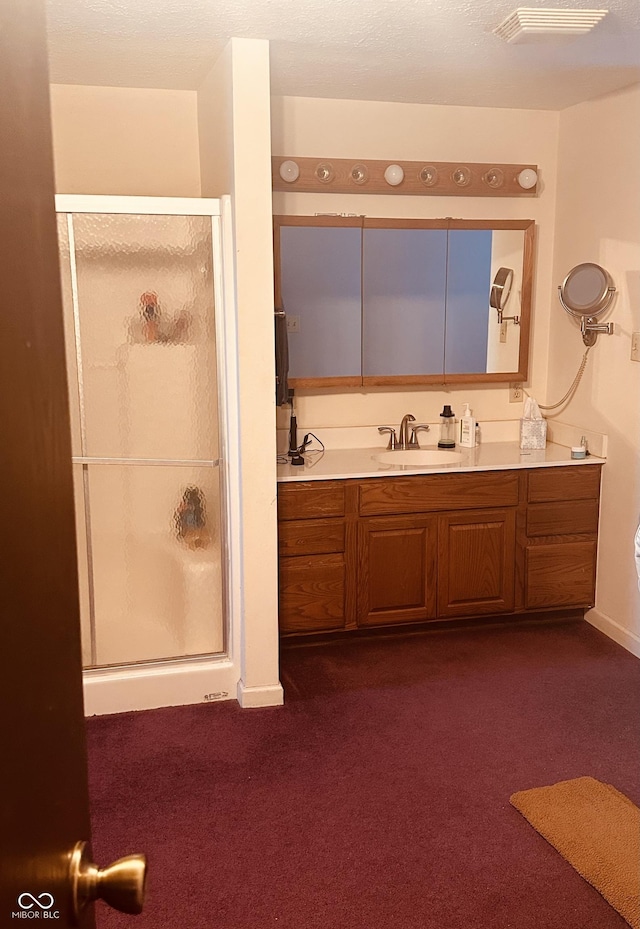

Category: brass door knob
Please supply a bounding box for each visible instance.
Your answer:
[70,841,147,921]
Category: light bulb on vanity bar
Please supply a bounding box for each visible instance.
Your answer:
[517,168,538,190]
[279,160,300,183]
[384,164,404,186]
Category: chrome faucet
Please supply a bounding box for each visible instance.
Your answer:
[378,415,430,450]
[398,413,416,449]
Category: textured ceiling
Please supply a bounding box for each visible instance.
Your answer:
[46,0,640,110]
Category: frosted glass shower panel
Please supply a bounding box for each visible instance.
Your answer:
[71,213,218,460]
[87,463,224,667]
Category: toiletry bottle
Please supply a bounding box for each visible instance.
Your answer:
[475,422,481,445]
[438,404,456,449]
[459,403,476,448]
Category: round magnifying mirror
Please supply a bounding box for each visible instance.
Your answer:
[559,262,615,319]
[490,267,514,310]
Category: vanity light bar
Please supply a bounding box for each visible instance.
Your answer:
[272,157,539,197]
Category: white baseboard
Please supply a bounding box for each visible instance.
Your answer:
[84,657,239,716]
[585,608,640,659]
[236,680,285,708]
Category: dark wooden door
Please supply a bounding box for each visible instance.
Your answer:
[437,508,516,617]
[358,515,438,626]
[0,3,142,925]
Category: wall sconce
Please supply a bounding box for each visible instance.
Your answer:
[517,168,538,190]
[279,160,300,183]
[384,164,404,186]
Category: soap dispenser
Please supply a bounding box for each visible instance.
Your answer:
[459,403,476,448]
[438,405,456,449]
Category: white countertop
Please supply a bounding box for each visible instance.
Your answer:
[277,441,605,483]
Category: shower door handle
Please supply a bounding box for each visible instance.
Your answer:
[69,841,147,921]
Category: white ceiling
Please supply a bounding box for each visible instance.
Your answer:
[46,0,640,110]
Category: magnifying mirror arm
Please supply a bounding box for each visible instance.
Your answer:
[581,317,614,336]
[497,308,520,326]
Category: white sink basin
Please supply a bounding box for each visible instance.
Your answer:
[374,449,464,467]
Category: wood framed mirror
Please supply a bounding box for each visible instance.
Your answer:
[273,215,535,388]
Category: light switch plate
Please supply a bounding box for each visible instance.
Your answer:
[631,331,640,362]
[499,321,508,343]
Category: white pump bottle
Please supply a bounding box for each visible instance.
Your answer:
[459,403,476,448]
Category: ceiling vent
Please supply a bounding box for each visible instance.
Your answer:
[493,8,608,44]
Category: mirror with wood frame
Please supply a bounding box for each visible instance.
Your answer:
[273,215,535,387]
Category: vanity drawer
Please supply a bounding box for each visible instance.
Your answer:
[358,471,519,516]
[278,481,345,520]
[526,500,599,537]
[278,518,345,556]
[279,553,346,634]
[527,466,601,503]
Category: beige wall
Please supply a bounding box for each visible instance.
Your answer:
[198,46,233,197]
[50,84,201,196]
[271,96,559,433]
[551,84,640,653]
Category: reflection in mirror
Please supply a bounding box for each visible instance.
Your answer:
[274,216,534,386]
[280,225,362,379]
[490,267,514,313]
[486,229,525,374]
[445,229,492,373]
[363,228,447,376]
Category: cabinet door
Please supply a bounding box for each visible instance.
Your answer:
[438,508,516,617]
[279,553,347,635]
[525,541,597,609]
[357,515,437,627]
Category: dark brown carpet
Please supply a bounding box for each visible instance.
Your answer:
[87,620,640,929]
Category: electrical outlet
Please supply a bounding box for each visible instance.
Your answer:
[499,321,508,343]
[287,315,300,333]
[509,383,523,403]
[631,331,640,362]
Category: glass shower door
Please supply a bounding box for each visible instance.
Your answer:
[57,207,226,668]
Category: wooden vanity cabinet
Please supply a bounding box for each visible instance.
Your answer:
[277,481,354,635]
[277,464,602,637]
[522,467,601,610]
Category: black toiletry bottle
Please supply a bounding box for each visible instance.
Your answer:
[438,404,456,448]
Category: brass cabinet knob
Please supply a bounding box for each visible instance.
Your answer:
[70,841,147,920]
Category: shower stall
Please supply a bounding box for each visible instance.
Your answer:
[56,196,240,714]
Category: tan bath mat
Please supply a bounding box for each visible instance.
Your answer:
[511,776,640,928]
